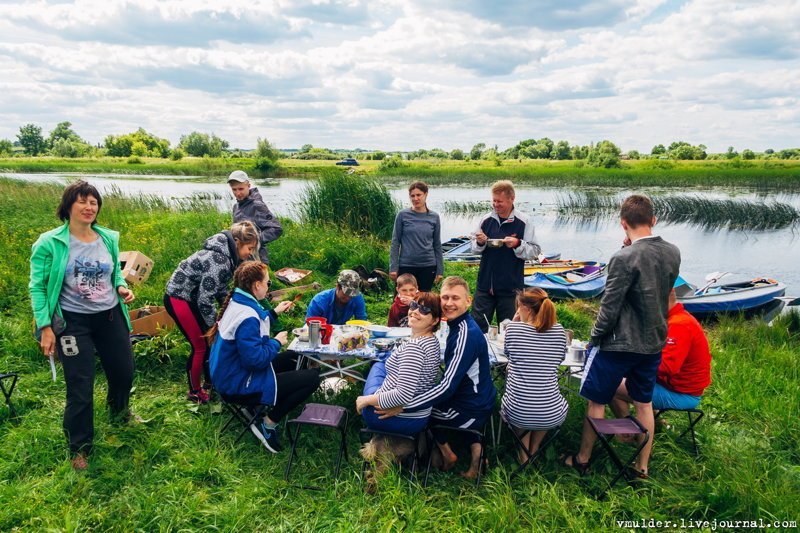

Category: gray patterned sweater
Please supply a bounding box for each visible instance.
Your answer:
[165,231,241,329]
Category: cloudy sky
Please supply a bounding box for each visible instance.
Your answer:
[1,0,798,152]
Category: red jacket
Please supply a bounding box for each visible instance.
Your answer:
[657,303,712,396]
[387,297,410,327]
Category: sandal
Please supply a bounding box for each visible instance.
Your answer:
[561,453,590,476]
[626,466,649,481]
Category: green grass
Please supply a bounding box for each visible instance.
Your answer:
[556,191,800,230]
[1,178,798,530]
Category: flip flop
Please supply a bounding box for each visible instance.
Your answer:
[626,466,649,481]
[561,453,590,476]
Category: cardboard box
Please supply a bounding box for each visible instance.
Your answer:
[130,305,175,336]
[119,251,154,285]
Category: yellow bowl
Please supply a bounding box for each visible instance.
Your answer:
[346,319,372,326]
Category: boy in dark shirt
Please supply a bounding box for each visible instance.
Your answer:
[387,273,418,327]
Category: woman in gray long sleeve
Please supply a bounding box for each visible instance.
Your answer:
[389,181,443,291]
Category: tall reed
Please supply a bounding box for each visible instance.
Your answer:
[297,170,399,240]
[556,191,800,230]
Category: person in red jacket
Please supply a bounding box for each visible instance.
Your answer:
[612,289,711,417]
[387,273,418,327]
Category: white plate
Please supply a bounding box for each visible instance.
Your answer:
[386,327,411,338]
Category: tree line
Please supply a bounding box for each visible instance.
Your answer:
[3,123,799,168]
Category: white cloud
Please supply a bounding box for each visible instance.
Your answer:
[0,0,798,152]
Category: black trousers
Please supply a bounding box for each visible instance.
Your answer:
[268,352,320,422]
[398,265,437,292]
[471,289,517,333]
[59,305,134,455]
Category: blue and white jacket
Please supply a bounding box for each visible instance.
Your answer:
[403,312,496,416]
[209,289,281,404]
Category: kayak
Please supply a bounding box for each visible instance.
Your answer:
[676,277,787,318]
[524,260,605,276]
[524,264,607,299]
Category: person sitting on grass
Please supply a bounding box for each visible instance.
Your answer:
[611,288,711,437]
[209,261,320,453]
[306,269,368,325]
[387,273,419,327]
[356,292,442,491]
[378,276,496,480]
[501,287,568,464]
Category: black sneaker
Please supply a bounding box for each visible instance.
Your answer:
[251,421,282,453]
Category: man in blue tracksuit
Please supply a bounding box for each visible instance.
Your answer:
[471,180,540,332]
[382,276,496,479]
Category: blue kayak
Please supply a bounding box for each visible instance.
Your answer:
[524,264,607,299]
[676,277,786,318]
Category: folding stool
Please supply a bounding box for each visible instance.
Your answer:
[424,424,487,487]
[0,373,19,419]
[506,423,561,479]
[655,408,704,456]
[284,403,349,483]
[586,415,649,499]
[219,392,269,444]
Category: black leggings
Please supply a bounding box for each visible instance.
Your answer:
[59,305,134,454]
[268,352,320,422]
[398,265,437,292]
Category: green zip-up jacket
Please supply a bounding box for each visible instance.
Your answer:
[29,222,132,332]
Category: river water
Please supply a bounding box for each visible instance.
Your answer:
[6,172,800,296]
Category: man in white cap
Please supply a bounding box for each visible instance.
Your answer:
[228,170,282,264]
[305,269,368,324]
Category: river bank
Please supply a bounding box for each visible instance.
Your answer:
[3,156,800,188]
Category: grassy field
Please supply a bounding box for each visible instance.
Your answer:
[4,156,800,189]
[0,178,798,530]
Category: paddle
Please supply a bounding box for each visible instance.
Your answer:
[697,271,730,295]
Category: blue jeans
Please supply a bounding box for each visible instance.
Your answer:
[361,362,428,435]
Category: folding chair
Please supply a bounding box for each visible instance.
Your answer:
[586,416,649,499]
[424,424,488,487]
[505,422,561,479]
[0,372,19,419]
[284,403,349,483]
[655,408,704,456]
[219,392,270,445]
[359,428,424,482]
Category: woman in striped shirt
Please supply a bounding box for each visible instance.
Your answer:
[356,292,442,436]
[501,287,568,463]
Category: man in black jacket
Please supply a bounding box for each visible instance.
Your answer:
[565,194,680,478]
[470,180,540,332]
[228,170,283,264]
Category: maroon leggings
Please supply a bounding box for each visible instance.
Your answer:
[163,294,210,393]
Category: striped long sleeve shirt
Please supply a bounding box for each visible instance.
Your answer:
[376,335,442,419]
[500,321,568,430]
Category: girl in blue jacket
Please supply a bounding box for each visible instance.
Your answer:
[208,261,319,453]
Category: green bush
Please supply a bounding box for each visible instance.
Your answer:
[127,156,143,164]
[297,171,399,240]
[169,148,184,161]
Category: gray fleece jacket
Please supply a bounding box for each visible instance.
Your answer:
[591,236,681,355]
[232,187,282,264]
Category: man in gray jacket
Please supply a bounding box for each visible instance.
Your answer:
[228,170,283,264]
[565,194,680,478]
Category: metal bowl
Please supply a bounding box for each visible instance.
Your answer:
[566,345,587,362]
[372,338,397,352]
[487,238,504,248]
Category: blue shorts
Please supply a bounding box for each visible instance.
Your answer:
[652,383,701,410]
[581,350,661,404]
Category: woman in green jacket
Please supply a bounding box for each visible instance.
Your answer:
[29,181,136,471]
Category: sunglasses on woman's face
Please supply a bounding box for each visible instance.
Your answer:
[409,300,432,315]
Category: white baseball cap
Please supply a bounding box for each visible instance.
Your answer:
[227,170,250,184]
